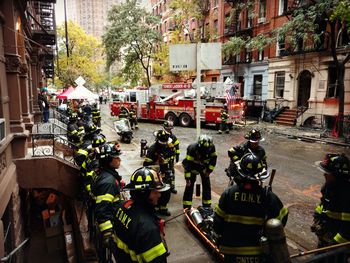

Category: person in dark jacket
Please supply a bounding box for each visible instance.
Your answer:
[312,153,350,248]
[92,143,123,256]
[143,130,173,216]
[113,167,169,263]
[227,129,267,182]
[163,121,180,194]
[213,153,288,263]
[38,88,50,123]
[182,134,217,210]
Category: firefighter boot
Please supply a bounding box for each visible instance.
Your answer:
[158,208,171,216]
[170,187,177,194]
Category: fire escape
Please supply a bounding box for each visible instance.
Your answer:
[29,0,56,79]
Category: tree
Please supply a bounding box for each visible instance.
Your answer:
[102,0,161,87]
[55,21,106,88]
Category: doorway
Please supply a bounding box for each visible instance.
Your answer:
[297,70,312,108]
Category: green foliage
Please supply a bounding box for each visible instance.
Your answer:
[332,0,350,27]
[55,21,106,88]
[223,37,246,59]
[102,0,161,87]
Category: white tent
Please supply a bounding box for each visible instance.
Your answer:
[66,85,98,100]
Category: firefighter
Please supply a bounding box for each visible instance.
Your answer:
[67,112,81,148]
[92,143,123,259]
[182,134,217,211]
[91,103,101,127]
[227,129,267,182]
[163,120,180,194]
[129,103,138,130]
[311,153,350,248]
[218,106,229,134]
[143,130,172,216]
[118,105,129,119]
[113,167,169,263]
[213,153,288,263]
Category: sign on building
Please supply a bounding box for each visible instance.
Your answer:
[169,44,196,71]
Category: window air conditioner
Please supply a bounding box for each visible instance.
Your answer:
[258,17,266,24]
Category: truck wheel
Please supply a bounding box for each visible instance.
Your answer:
[165,112,178,125]
[179,113,192,127]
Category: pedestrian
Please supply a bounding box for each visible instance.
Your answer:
[92,143,123,261]
[218,106,229,134]
[38,87,50,123]
[104,96,107,104]
[143,130,173,216]
[227,129,267,183]
[311,153,350,248]
[113,167,169,263]
[213,153,288,263]
[163,120,180,194]
[99,95,103,105]
[182,134,217,212]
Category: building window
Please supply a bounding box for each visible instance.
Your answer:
[214,19,218,34]
[275,72,285,98]
[277,37,285,56]
[278,0,288,15]
[245,49,251,62]
[259,0,266,18]
[258,50,264,61]
[212,76,217,82]
[236,53,241,63]
[253,75,263,97]
[326,65,342,98]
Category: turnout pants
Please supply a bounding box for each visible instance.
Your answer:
[183,172,211,208]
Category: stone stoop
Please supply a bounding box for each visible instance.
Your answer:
[275,108,297,126]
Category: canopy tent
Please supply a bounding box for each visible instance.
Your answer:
[57,86,74,99]
[66,85,98,100]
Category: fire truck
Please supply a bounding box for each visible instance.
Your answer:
[110,83,244,128]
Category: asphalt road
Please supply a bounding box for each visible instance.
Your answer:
[99,102,350,260]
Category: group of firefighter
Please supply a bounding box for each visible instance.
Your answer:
[65,100,350,263]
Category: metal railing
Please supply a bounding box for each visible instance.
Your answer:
[30,133,77,165]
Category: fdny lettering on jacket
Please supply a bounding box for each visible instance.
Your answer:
[116,208,132,229]
[234,192,262,204]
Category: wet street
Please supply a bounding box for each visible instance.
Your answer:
[100,103,350,254]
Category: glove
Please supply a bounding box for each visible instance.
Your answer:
[102,230,114,246]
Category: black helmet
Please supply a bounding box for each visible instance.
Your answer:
[92,133,107,148]
[69,112,78,122]
[197,134,213,149]
[99,143,122,160]
[316,153,350,178]
[237,153,268,182]
[84,122,99,136]
[163,121,174,131]
[124,167,170,192]
[244,129,263,143]
[155,130,170,145]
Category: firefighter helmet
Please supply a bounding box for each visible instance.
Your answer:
[244,129,264,142]
[155,130,170,145]
[163,121,174,131]
[124,167,170,192]
[69,112,78,122]
[99,142,121,160]
[316,153,350,178]
[237,153,268,182]
[92,133,107,148]
[84,122,99,136]
[197,134,213,149]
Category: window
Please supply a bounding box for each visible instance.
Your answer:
[278,0,288,15]
[253,75,263,97]
[212,77,217,82]
[246,11,252,28]
[213,0,218,7]
[214,19,218,33]
[258,50,264,61]
[277,37,285,56]
[326,65,343,98]
[259,0,266,18]
[245,49,251,62]
[275,72,285,98]
[236,53,241,63]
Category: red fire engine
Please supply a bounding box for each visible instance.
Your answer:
[110,83,244,128]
